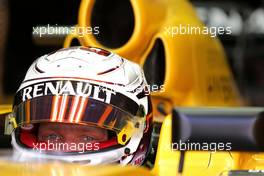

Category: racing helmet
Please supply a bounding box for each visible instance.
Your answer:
[11,46,153,165]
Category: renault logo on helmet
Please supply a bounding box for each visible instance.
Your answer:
[21,80,116,104]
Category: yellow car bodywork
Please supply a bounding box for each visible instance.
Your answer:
[62,1,261,174]
[0,105,12,114]
[64,0,242,110]
[0,162,155,176]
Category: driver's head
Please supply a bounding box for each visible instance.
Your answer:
[11,47,153,165]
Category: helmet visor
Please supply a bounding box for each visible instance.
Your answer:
[13,95,142,145]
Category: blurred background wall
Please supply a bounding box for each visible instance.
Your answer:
[2,0,80,103]
[1,0,264,105]
[193,0,264,105]
[0,0,8,103]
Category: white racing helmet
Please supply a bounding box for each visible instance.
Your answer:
[11,46,153,165]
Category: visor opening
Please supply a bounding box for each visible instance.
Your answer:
[16,123,122,155]
[91,0,135,49]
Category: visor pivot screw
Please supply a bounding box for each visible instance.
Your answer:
[124,148,130,155]
[135,122,140,128]
[122,134,127,142]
